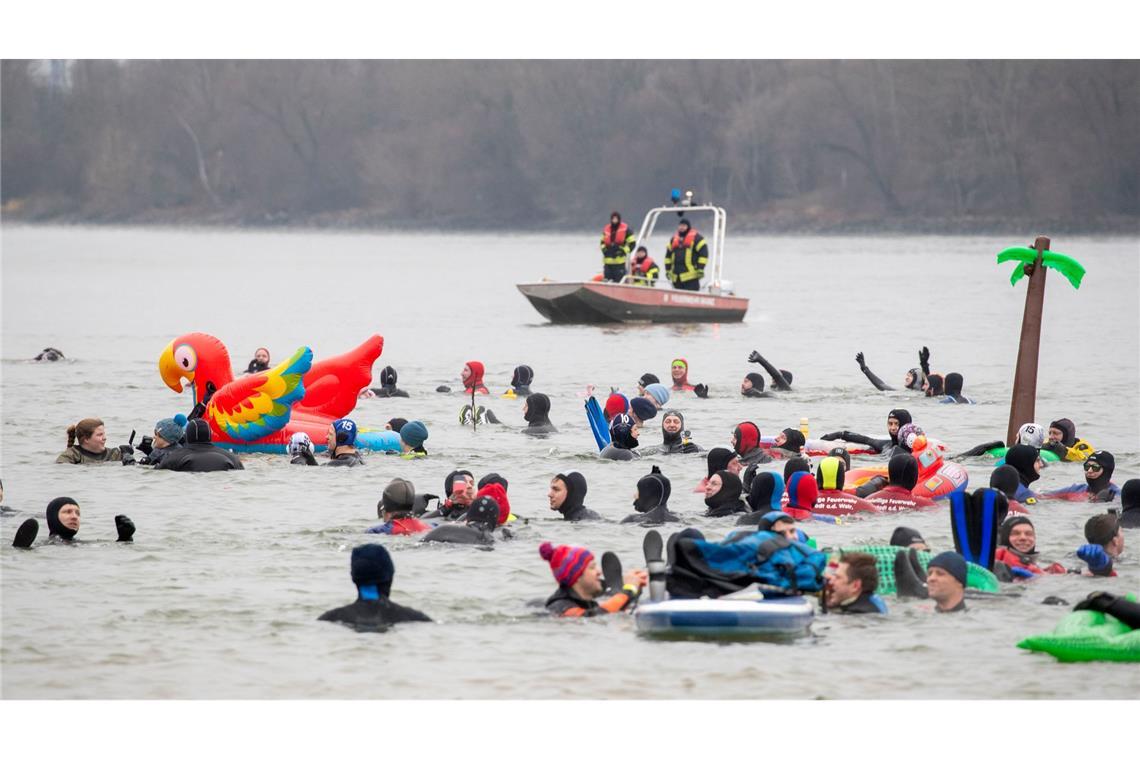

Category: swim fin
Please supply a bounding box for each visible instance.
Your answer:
[12,518,38,549]
[950,488,1004,570]
[459,405,474,425]
[894,548,928,599]
[601,551,623,595]
[643,530,666,602]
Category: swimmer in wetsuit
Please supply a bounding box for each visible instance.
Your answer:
[138,417,186,467]
[424,470,476,520]
[621,466,679,525]
[600,414,641,460]
[670,358,696,392]
[461,360,490,395]
[732,421,772,466]
[1044,450,1120,503]
[244,347,271,374]
[940,372,974,404]
[322,418,363,467]
[396,420,429,459]
[318,544,431,632]
[539,541,647,617]
[629,397,657,427]
[640,409,701,456]
[1073,591,1140,630]
[1120,479,1140,528]
[369,365,410,398]
[1003,444,1044,503]
[769,428,806,459]
[703,470,748,517]
[34,347,66,362]
[853,348,930,392]
[56,418,133,465]
[420,494,502,546]
[287,432,318,465]
[507,364,534,397]
[736,472,786,526]
[992,516,1065,580]
[156,419,243,472]
[823,552,887,614]
[865,454,937,512]
[746,351,793,391]
[367,478,433,535]
[820,408,913,457]
[549,471,600,521]
[1076,514,1124,578]
[521,393,557,435]
[740,372,773,398]
[13,497,135,548]
[926,552,968,613]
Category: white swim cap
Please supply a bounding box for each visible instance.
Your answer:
[287,431,313,455]
[1017,423,1045,449]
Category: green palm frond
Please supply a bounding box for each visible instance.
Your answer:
[997,246,1086,289]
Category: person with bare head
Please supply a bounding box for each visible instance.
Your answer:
[824,552,887,614]
[56,418,133,465]
[245,347,271,374]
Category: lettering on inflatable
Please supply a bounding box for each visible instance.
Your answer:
[664,293,717,307]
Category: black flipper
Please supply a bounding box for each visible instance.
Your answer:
[894,548,928,599]
[601,551,624,595]
[12,518,38,549]
[950,488,1003,570]
[643,529,666,602]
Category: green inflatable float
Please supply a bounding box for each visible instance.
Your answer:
[1018,606,1140,663]
[835,545,1000,596]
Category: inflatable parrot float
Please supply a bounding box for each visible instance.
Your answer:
[158,332,402,453]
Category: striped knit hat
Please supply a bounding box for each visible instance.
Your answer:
[539,542,594,587]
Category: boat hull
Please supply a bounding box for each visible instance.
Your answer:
[517,281,748,324]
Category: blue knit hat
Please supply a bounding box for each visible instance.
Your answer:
[644,383,670,407]
[154,417,184,444]
[332,418,357,447]
[400,420,429,448]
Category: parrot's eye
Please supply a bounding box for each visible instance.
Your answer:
[174,344,197,372]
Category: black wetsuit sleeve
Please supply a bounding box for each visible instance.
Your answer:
[832,431,887,453]
[957,440,1005,458]
[860,364,893,392]
[752,353,792,391]
[1104,598,1140,630]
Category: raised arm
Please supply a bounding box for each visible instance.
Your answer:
[856,352,893,391]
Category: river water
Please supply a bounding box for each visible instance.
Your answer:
[1,225,1137,699]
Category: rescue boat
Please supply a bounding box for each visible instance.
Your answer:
[517,199,750,324]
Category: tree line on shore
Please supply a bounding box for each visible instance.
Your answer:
[2,60,1137,231]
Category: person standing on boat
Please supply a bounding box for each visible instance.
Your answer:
[600,211,636,283]
[664,218,708,291]
[630,246,659,286]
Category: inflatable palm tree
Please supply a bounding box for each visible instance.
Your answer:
[998,236,1086,445]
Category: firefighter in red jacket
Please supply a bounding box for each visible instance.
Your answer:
[664,218,708,291]
[600,211,636,283]
[630,246,660,286]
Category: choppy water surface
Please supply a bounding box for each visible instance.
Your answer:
[2,226,1137,698]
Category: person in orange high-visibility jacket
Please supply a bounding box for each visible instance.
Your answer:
[600,211,636,283]
[630,246,660,286]
[539,541,647,617]
[664,218,708,291]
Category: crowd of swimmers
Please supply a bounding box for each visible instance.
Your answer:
[15,344,1138,633]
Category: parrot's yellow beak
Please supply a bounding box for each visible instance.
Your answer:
[159,342,192,393]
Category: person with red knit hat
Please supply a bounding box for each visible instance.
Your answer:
[471,481,513,525]
[783,471,820,521]
[732,421,772,466]
[461,361,489,395]
[603,393,629,423]
[539,542,647,617]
